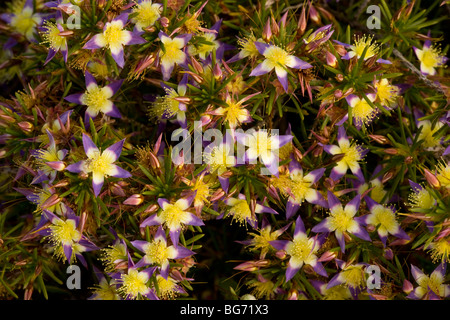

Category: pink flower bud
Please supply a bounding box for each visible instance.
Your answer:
[124,194,144,206]
[403,279,414,294]
[262,18,272,42]
[160,17,170,28]
[275,250,287,259]
[40,193,61,210]
[326,51,337,67]
[424,168,440,189]
[297,5,307,35]
[213,63,223,81]
[318,250,336,262]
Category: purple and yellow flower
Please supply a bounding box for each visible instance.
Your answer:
[40,209,99,265]
[65,133,132,197]
[343,93,378,129]
[131,226,196,279]
[155,274,187,300]
[340,35,380,61]
[83,13,146,68]
[100,228,129,272]
[115,267,158,300]
[323,126,368,182]
[413,40,448,76]
[407,263,450,300]
[310,279,352,300]
[312,192,371,253]
[140,196,204,247]
[303,24,334,52]
[149,74,188,128]
[30,129,67,184]
[187,20,222,61]
[249,42,312,92]
[1,0,42,41]
[65,71,123,122]
[270,216,328,281]
[237,216,291,259]
[158,31,192,80]
[327,259,368,298]
[131,0,162,32]
[208,91,260,129]
[416,120,445,149]
[223,193,278,228]
[40,21,69,65]
[284,158,328,219]
[227,33,261,63]
[374,78,399,109]
[359,197,410,246]
[235,129,293,177]
[407,179,436,211]
[436,160,450,189]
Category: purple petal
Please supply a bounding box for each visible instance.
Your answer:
[254,42,269,55]
[106,79,123,95]
[175,33,192,46]
[294,215,306,237]
[277,72,289,92]
[311,260,328,277]
[65,93,83,104]
[82,133,98,156]
[249,62,271,77]
[104,139,124,162]
[218,176,229,193]
[337,126,349,145]
[311,219,331,233]
[352,225,371,242]
[125,32,146,45]
[110,165,132,179]
[330,167,345,181]
[333,40,351,48]
[113,12,129,26]
[289,157,303,174]
[85,71,97,88]
[346,195,361,213]
[335,231,346,253]
[392,228,410,240]
[111,47,125,68]
[140,214,162,228]
[66,160,85,173]
[285,264,300,282]
[255,202,278,215]
[130,240,149,252]
[93,179,104,197]
[326,274,343,289]
[173,246,196,259]
[160,261,170,279]
[269,240,289,251]
[44,48,57,66]
[364,196,378,211]
[286,200,300,220]
[63,244,73,262]
[83,34,105,50]
[157,198,170,209]
[327,191,341,211]
[186,212,204,226]
[376,58,392,64]
[169,229,181,247]
[289,56,313,69]
[105,104,122,118]
[408,179,423,192]
[307,168,326,184]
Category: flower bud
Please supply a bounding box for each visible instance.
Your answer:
[326,51,337,68]
[297,5,307,35]
[241,294,257,300]
[309,3,321,24]
[144,204,159,213]
[160,17,170,28]
[46,161,66,171]
[335,74,344,82]
[213,63,223,81]
[424,168,440,189]
[271,16,279,36]
[262,18,272,42]
[368,134,389,145]
[40,193,61,210]
[191,57,204,74]
[124,194,144,206]
[287,289,299,300]
[384,148,398,155]
[403,279,414,294]
[318,250,336,262]
[275,250,287,259]
[111,183,126,197]
[384,248,394,260]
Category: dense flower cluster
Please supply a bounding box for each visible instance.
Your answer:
[0,0,449,300]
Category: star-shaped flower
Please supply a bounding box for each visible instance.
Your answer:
[66,134,132,197]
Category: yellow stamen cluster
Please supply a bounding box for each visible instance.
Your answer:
[160,203,187,230]
[408,186,434,210]
[85,150,114,176]
[237,34,259,59]
[229,199,255,226]
[436,161,450,188]
[375,79,399,108]
[41,21,66,50]
[132,0,161,30]
[47,219,81,262]
[286,235,317,262]
[340,265,366,289]
[327,207,354,233]
[204,144,234,175]
[264,46,290,69]
[352,35,379,60]
[247,279,276,299]
[352,98,377,126]
[428,239,450,263]
[144,239,169,265]
[367,205,398,235]
[149,88,180,119]
[100,242,128,272]
[156,275,179,299]
[81,86,110,114]
[118,269,149,299]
